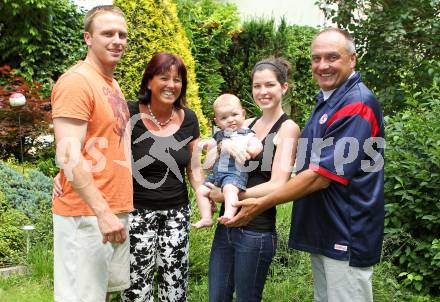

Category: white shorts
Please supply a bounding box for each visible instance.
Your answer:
[53,213,130,302]
[311,253,373,302]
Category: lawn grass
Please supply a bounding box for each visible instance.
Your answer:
[0,241,54,302]
[1,202,439,301]
[0,274,53,302]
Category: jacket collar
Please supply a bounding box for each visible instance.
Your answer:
[315,72,361,108]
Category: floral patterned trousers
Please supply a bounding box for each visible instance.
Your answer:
[121,205,190,302]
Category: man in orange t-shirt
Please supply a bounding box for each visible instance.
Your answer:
[50,5,133,302]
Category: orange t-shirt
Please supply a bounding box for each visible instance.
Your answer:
[51,61,133,216]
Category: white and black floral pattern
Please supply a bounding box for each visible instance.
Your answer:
[121,205,190,302]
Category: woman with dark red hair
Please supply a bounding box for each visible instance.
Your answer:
[121,52,203,302]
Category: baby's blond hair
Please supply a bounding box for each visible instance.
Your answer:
[213,94,242,113]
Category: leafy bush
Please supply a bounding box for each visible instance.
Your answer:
[32,144,58,178]
[219,18,318,127]
[0,160,53,266]
[176,0,241,121]
[114,0,209,135]
[0,0,86,91]
[0,191,30,266]
[317,0,440,116]
[283,25,319,127]
[0,161,52,219]
[35,156,58,178]
[220,17,281,116]
[0,65,52,161]
[383,84,440,294]
[31,203,53,249]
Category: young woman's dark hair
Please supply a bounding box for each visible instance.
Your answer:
[138,52,188,109]
[251,57,292,85]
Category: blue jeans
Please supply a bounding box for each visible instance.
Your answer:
[208,224,277,302]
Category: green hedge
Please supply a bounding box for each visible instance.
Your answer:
[283,25,319,127]
[0,161,51,219]
[176,7,318,127]
[114,0,209,135]
[176,0,241,121]
[0,161,53,265]
[0,191,30,266]
[219,18,318,127]
[383,84,440,294]
[0,0,86,92]
[317,0,440,117]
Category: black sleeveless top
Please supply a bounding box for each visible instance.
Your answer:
[222,113,289,232]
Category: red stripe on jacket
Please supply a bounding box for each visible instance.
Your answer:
[310,164,349,186]
[326,102,379,137]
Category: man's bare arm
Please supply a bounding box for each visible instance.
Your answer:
[225,169,331,227]
[53,117,126,244]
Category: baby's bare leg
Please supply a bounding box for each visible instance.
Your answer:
[192,184,213,229]
[217,184,239,224]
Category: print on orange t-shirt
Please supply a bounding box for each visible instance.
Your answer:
[51,61,133,216]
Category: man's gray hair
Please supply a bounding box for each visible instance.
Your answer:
[314,27,356,55]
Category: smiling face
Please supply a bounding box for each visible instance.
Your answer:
[213,95,245,131]
[252,69,288,111]
[84,12,127,69]
[311,31,356,91]
[214,103,245,132]
[148,65,183,106]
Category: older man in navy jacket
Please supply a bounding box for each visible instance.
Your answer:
[226,28,385,302]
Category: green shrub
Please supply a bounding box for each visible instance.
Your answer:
[317,0,440,116]
[0,0,86,92]
[0,191,30,265]
[219,18,318,127]
[176,0,241,121]
[0,66,52,161]
[283,25,319,127]
[35,157,58,178]
[220,17,280,117]
[0,160,54,266]
[114,0,209,135]
[0,161,51,219]
[31,203,53,249]
[383,84,440,294]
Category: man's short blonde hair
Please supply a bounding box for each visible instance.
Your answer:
[213,94,242,112]
[84,5,125,34]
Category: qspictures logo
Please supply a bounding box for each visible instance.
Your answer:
[56,114,385,189]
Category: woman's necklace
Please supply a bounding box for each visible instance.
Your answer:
[147,104,175,126]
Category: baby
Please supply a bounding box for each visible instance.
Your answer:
[192,94,262,228]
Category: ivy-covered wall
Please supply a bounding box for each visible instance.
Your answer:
[114,0,209,135]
